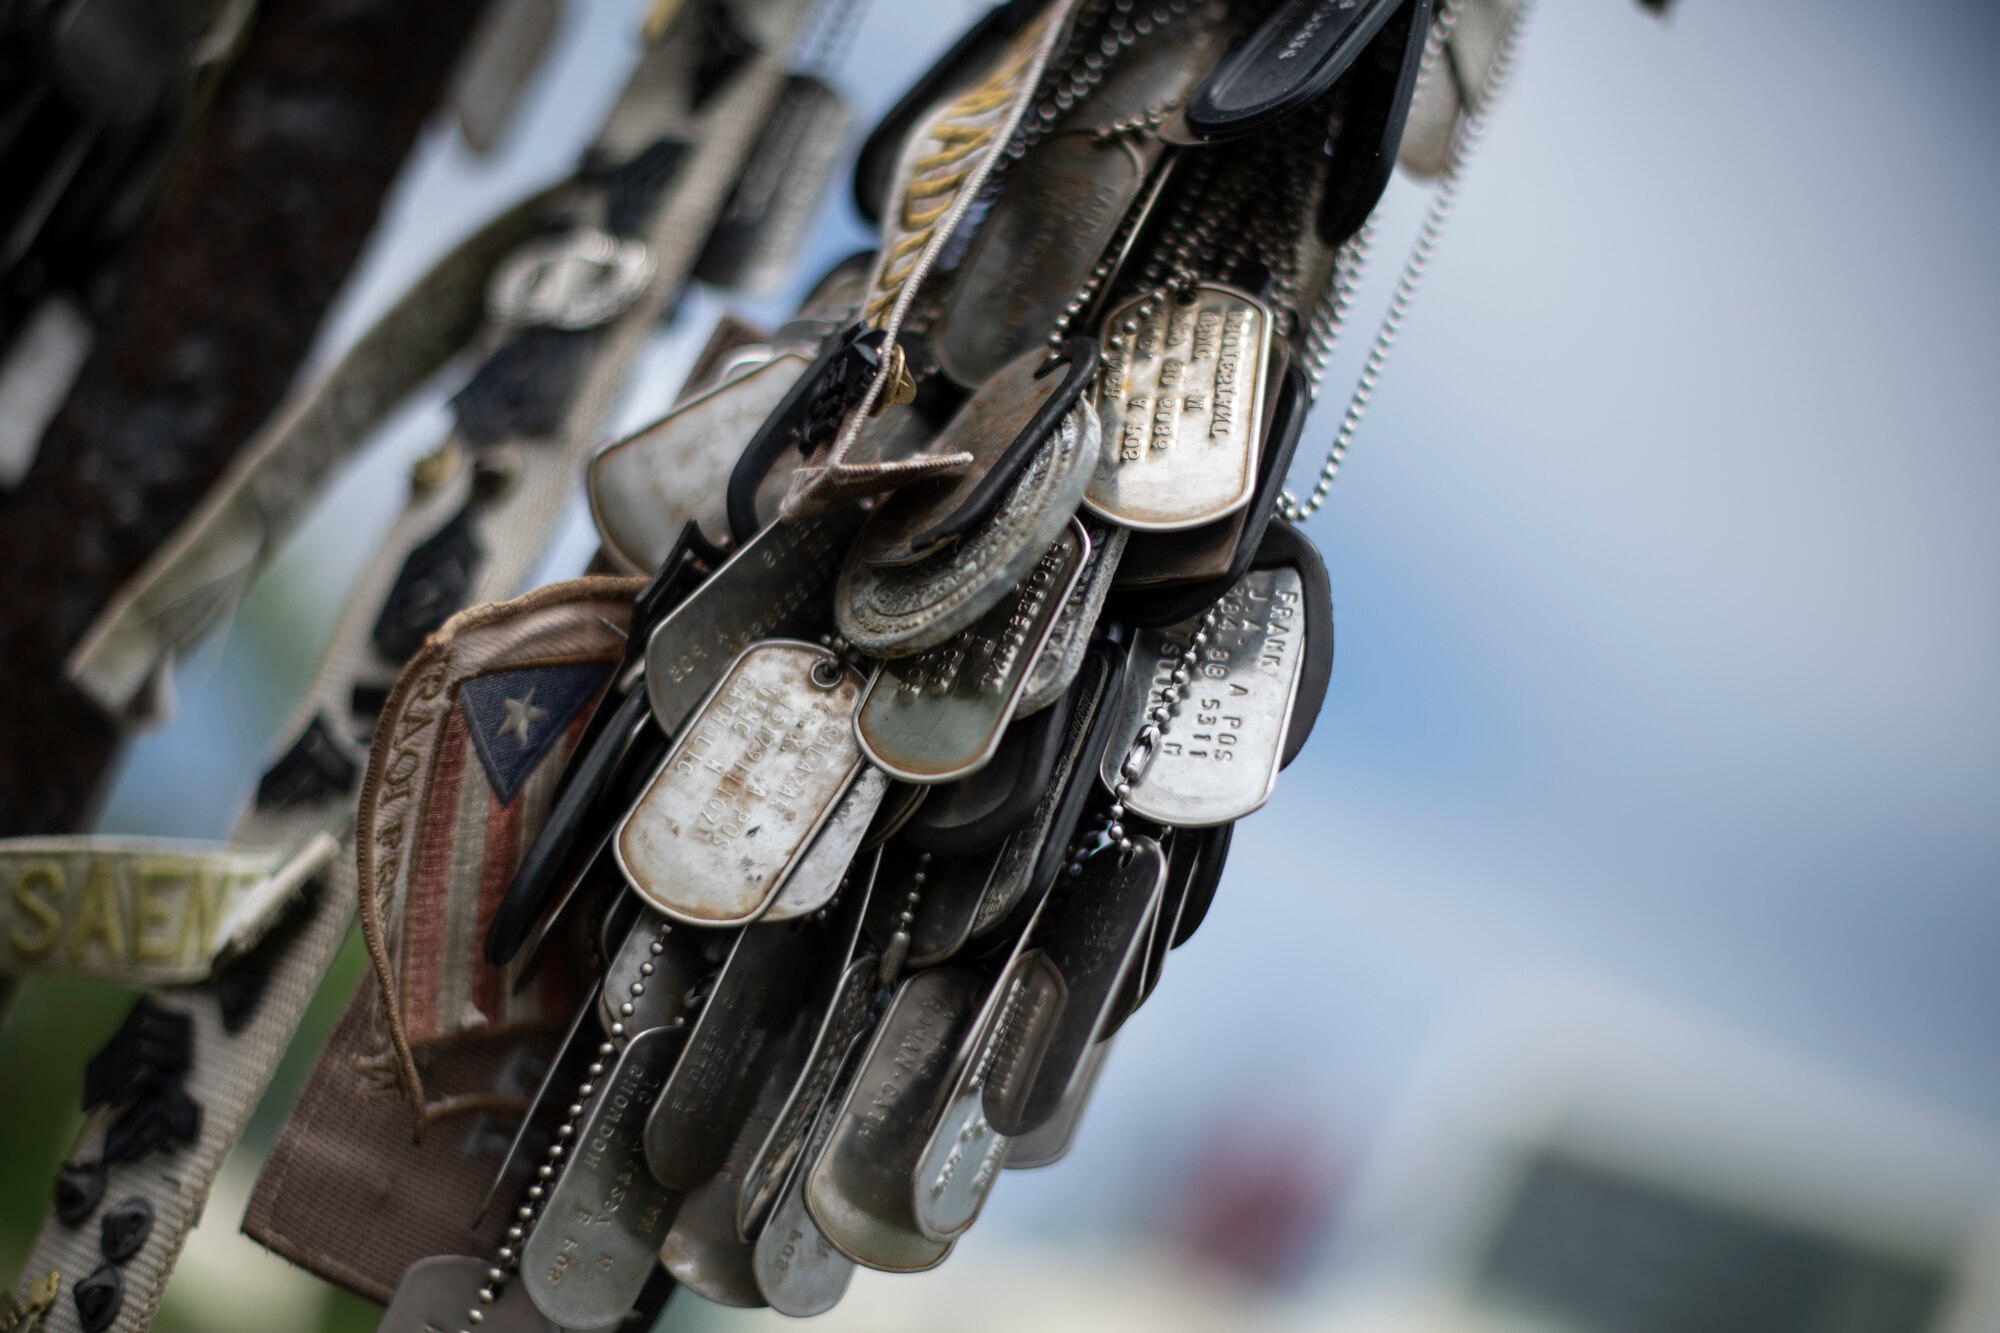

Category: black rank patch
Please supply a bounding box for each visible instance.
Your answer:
[255,712,359,811]
[372,504,484,660]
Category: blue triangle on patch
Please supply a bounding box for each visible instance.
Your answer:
[459,662,613,805]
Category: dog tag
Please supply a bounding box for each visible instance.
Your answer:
[855,521,1087,783]
[659,1017,810,1307]
[902,684,1070,854]
[589,351,809,570]
[1170,821,1233,948]
[644,511,862,733]
[1183,0,1407,140]
[379,1254,553,1332]
[763,766,890,921]
[737,950,881,1240]
[865,839,998,968]
[1004,1033,1112,1171]
[1114,354,1305,615]
[1319,0,1434,245]
[836,404,1097,657]
[806,967,983,1271]
[911,938,1063,1240]
[1018,519,1127,717]
[752,1046,863,1315]
[985,837,1164,1137]
[1098,566,1306,827]
[475,981,605,1227]
[1257,519,1335,767]
[645,914,828,1190]
[1086,282,1272,531]
[618,642,862,925]
[969,640,1125,941]
[859,341,1098,567]
[520,1026,684,1330]
[599,912,706,1034]
[932,133,1146,386]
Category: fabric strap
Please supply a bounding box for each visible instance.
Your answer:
[8,0,816,1325]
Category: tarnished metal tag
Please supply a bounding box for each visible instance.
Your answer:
[380,1254,553,1332]
[618,642,863,925]
[752,1045,863,1316]
[1004,1033,1112,1171]
[932,132,1147,387]
[737,951,880,1240]
[855,521,1088,783]
[836,403,1097,658]
[1086,282,1272,531]
[806,967,984,1271]
[589,351,809,571]
[520,1027,683,1330]
[644,913,828,1191]
[1097,566,1306,826]
[762,766,890,922]
[1020,518,1126,716]
[644,510,863,732]
[985,837,1164,1137]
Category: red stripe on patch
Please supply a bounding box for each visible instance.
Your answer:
[403,705,469,1039]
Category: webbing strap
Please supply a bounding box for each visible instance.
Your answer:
[9,0,816,1324]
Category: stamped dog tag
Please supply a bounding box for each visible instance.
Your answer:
[855,521,1087,783]
[618,642,863,925]
[932,133,1146,387]
[598,912,706,1034]
[1182,0,1408,140]
[752,1047,864,1315]
[645,914,827,1191]
[1097,566,1306,827]
[806,967,983,1271]
[644,511,863,732]
[380,1254,553,1332]
[763,766,890,921]
[1086,282,1272,531]
[1018,519,1127,716]
[589,351,809,571]
[520,1026,684,1330]
[837,404,1097,658]
[865,839,999,968]
[1004,1034,1113,1171]
[737,951,881,1240]
[912,935,1065,1241]
[985,837,1165,1137]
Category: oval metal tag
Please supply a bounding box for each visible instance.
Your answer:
[1097,566,1307,827]
[1085,281,1272,531]
[854,520,1088,784]
[617,641,863,926]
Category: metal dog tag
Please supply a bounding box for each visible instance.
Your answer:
[599,912,707,1034]
[985,837,1165,1137]
[1086,282,1272,531]
[912,948,1065,1241]
[1019,519,1127,717]
[932,132,1147,387]
[859,343,1098,568]
[589,351,809,571]
[1182,0,1407,140]
[1097,566,1306,826]
[763,766,890,922]
[737,951,881,1240]
[659,1018,811,1307]
[1005,1034,1113,1171]
[806,967,984,1271]
[379,1254,553,1332]
[644,510,863,732]
[618,642,863,925]
[855,521,1088,783]
[520,1026,683,1330]
[645,915,826,1191]
[836,403,1098,658]
[752,1049,863,1316]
